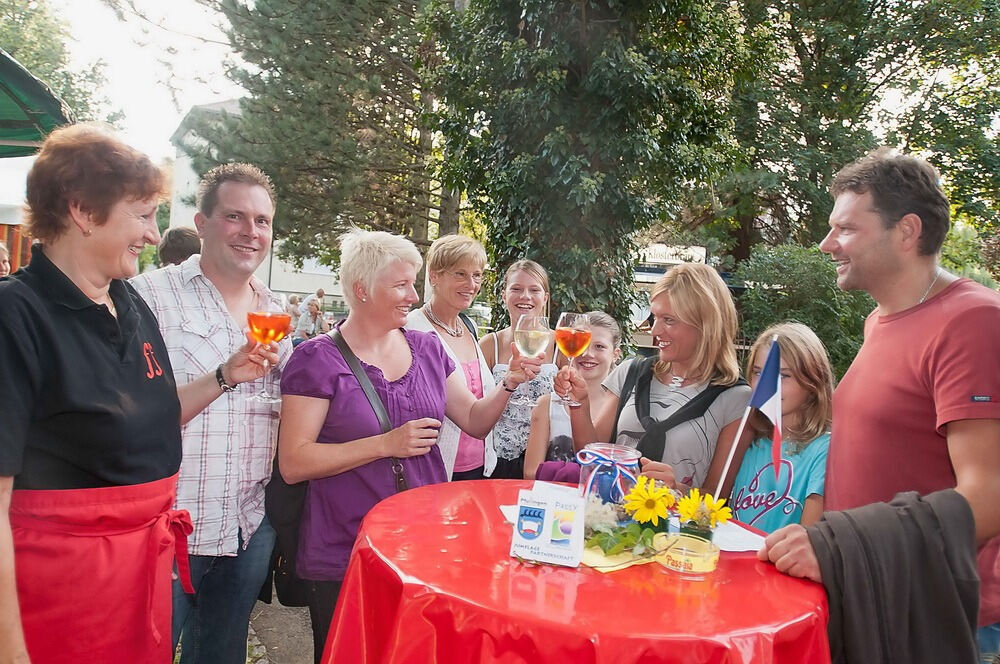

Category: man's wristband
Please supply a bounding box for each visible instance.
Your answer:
[216,364,237,393]
[503,379,517,393]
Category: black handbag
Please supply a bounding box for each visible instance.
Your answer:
[261,327,400,606]
[263,454,310,607]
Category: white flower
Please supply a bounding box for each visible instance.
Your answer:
[585,494,625,534]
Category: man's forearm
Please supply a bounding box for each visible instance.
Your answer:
[955,480,1000,545]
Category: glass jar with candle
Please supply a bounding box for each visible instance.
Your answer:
[577,442,641,505]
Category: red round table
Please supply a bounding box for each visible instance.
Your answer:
[325,480,830,664]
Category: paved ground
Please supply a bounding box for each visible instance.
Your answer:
[248,598,312,663]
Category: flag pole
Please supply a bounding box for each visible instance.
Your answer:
[711,405,753,500]
[711,335,780,500]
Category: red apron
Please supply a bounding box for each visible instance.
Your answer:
[10,473,193,664]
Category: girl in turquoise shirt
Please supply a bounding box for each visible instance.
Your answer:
[731,323,835,533]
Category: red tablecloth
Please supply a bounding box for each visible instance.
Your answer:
[325,480,830,664]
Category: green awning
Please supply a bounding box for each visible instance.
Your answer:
[0,48,74,158]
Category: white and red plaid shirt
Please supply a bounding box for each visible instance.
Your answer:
[132,255,292,556]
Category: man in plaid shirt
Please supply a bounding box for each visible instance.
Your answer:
[132,163,292,664]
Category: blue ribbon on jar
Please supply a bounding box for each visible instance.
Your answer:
[576,447,639,504]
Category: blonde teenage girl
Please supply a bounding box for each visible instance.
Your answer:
[480,260,558,479]
[524,311,621,479]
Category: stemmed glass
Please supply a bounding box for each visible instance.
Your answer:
[246,309,291,404]
[510,314,550,407]
[552,312,591,407]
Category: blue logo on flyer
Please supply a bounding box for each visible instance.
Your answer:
[517,506,545,540]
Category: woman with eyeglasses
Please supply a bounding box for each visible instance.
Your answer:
[406,235,500,480]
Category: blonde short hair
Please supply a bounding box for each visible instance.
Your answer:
[339,229,422,308]
[746,322,834,449]
[426,234,487,274]
[650,263,740,385]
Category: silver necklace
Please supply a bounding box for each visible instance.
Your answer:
[662,369,686,390]
[423,304,464,337]
[918,268,942,305]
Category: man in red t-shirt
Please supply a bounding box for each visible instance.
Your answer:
[758,149,1000,654]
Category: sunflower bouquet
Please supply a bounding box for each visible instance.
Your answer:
[585,479,734,556]
[584,476,676,556]
[676,488,733,541]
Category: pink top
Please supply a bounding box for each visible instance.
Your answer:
[453,360,486,472]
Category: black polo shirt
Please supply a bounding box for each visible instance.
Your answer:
[0,244,182,489]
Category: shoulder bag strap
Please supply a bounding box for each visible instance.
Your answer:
[636,379,749,462]
[610,356,656,442]
[458,312,477,337]
[328,328,407,492]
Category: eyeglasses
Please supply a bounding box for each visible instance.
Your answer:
[447,269,484,284]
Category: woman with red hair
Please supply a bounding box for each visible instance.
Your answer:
[0,125,276,663]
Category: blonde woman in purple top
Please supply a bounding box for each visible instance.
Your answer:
[278,229,542,662]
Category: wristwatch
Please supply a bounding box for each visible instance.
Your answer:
[216,364,237,393]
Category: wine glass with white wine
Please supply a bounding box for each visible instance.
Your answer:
[509,314,550,407]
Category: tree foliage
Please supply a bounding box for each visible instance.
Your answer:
[178,0,457,269]
[0,0,119,123]
[429,0,743,328]
[684,1,1000,267]
[137,201,173,272]
[734,244,874,379]
[941,221,999,289]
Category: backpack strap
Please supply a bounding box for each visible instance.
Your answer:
[458,312,477,337]
[328,328,407,492]
[610,356,657,442]
[636,378,749,463]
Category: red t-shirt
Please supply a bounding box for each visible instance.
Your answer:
[827,279,1000,625]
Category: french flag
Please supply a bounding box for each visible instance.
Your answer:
[748,338,782,479]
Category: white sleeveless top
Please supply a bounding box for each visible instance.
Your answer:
[545,397,575,462]
[490,331,558,461]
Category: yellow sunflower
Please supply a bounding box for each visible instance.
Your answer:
[623,475,673,526]
[703,492,733,528]
[676,487,703,524]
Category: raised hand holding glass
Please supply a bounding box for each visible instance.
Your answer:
[553,312,591,407]
[509,314,550,407]
[246,310,291,403]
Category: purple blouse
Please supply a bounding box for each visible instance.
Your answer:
[280,329,453,581]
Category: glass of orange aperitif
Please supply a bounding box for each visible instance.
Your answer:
[246,310,291,404]
[553,312,591,407]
